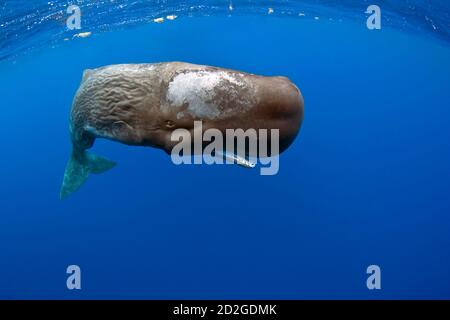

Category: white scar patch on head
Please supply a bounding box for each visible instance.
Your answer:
[166,70,246,119]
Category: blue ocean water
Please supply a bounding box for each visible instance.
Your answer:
[0,1,449,299]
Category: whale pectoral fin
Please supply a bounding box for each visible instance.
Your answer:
[215,151,256,168]
[60,151,116,200]
[111,121,142,144]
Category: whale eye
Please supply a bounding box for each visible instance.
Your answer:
[165,120,175,128]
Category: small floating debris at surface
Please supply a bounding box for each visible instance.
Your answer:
[73,32,92,38]
[424,16,437,30]
[153,17,164,23]
[298,12,305,17]
[228,2,234,11]
[314,16,320,20]
[166,15,177,20]
[268,8,274,15]
[63,38,70,41]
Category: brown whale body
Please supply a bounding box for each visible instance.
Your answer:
[60,62,304,199]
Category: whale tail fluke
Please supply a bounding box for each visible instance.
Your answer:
[60,150,116,200]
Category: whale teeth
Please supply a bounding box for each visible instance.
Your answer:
[73,31,92,39]
[216,151,256,169]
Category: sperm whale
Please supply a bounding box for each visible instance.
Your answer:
[60,62,304,199]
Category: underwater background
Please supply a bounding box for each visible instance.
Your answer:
[0,0,449,299]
